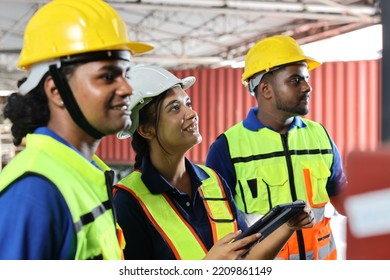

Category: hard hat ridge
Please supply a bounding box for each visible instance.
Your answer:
[17,0,154,71]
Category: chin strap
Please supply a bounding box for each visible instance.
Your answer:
[49,64,104,139]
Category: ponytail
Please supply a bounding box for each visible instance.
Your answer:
[4,76,49,146]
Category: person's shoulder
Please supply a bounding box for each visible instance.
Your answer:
[226,120,245,132]
[113,185,141,207]
[4,175,60,199]
[300,117,327,130]
[3,175,71,215]
[214,132,228,143]
[207,133,229,157]
[0,175,75,260]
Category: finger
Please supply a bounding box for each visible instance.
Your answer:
[219,230,242,245]
[288,211,314,228]
[288,212,307,225]
[230,233,262,250]
[302,212,315,227]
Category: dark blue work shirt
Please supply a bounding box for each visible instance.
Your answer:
[0,127,99,259]
[113,156,248,260]
[206,107,346,197]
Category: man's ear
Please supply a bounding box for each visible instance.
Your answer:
[44,76,64,108]
[259,80,272,100]
[137,124,155,140]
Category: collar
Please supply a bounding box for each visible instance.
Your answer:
[242,107,308,132]
[34,126,72,146]
[140,156,209,195]
[33,126,100,168]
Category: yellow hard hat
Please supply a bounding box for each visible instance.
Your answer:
[242,35,321,87]
[17,0,154,70]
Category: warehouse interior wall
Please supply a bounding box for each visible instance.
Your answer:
[97,60,382,170]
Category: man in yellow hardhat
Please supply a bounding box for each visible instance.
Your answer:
[0,0,153,259]
[206,35,347,260]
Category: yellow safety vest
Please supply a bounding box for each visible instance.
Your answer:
[115,165,238,260]
[0,134,122,260]
[224,118,337,260]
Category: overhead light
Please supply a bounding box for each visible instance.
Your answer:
[301,24,382,62]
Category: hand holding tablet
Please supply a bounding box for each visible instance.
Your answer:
[234,200,307,243]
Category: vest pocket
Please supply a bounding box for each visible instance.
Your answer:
[253,163,289,213]
[300,160,330,207]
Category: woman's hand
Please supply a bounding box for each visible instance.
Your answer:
[203,230,261,260]
[243,201,315,260]
[286,201,315,231]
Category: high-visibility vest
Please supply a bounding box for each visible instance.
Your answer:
[224,118,337,260]
[115,164,238,260]
[0,133,122,260]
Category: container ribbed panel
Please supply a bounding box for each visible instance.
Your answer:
[97,60,381,167]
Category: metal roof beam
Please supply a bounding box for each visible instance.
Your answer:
[111,1,378,23]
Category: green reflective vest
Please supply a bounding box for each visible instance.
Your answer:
[224,118,337,260]
[0,134,122,260]
[115,164,237,260]
[224,118,333,214]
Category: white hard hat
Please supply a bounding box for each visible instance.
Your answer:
[117,64,196,139]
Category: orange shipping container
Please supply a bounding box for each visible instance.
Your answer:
[97,60,381,168]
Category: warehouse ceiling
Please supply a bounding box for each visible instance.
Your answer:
[0,0,381,91]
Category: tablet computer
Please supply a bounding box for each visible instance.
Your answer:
[234,200,306,242]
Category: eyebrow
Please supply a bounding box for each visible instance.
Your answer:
[164,96,190,109]
[99,64,128,73]
[164,99,179,109]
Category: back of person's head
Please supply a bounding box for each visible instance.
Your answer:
[242,35,321,96]
[6,0,154,142]
[4,78,49,146]
[116,64,195,168]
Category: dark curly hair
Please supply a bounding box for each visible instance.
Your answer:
[4,76,50,146]
[3,64,79,146]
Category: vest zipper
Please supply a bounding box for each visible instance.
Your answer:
[280,133,306,260]
[104,170,118,237]
[280,134,298,200]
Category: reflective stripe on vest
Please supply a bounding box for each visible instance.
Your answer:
[0,134,122,260]
[197,165,238,243]
[274,215,337,260]
[224,118,336,259]
[115,165,237,260]
[224,118,333,213]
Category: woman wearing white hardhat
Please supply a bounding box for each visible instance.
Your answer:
[0,0,153,259]
[114,64,314,260]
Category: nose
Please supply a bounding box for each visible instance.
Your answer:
[302,79,312,93]
[185,107,198,121]
[116,77,133,97]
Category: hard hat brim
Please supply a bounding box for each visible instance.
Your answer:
[128,41,155,55]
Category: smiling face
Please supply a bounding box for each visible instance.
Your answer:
[67,59,132,136]
[153,86,202,154]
